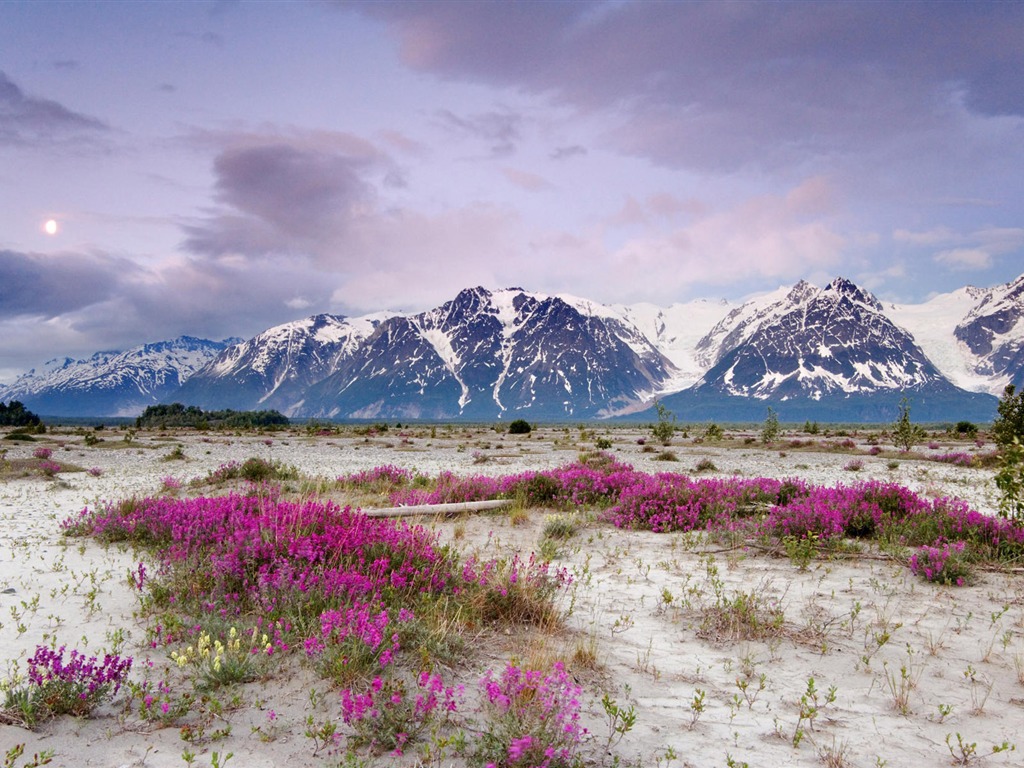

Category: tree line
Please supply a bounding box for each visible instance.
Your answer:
[135,403,289,429]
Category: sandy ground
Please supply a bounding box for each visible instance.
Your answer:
[1,425,1021,767]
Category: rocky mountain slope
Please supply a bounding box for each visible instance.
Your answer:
[5,274,1022,421]
[0,337,233,417]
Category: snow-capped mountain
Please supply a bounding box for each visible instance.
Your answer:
[175,312,395,414]
[887,275,1024,396]
[603,297,732,392]
[693,280,819,370]
[694,278,946,399]
[6,274,1021,421]
[300,287,677,419]
[0,337,233,417]
[953,274,1024,393]
[656,278,999,421]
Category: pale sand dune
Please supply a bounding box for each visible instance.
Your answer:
[1,427,1021,767]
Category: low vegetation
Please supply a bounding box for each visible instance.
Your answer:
[3,417,1022,766]
[135,403,289,430]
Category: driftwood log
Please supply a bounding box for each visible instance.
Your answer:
[363,498,512,518]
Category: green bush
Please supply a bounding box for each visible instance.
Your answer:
[892,398,924,452]
[507,419,532,435]
[954,420,978,437]
[761,407,780,444]
[651,402,676,446]
[993,385,1024,447]
[995,437,1024,523]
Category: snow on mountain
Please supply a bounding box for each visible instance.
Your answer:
[954,274,1024,392]
[885,286,992,394]
[6,274,1021,420]
[888,275,1024,395]
[301,287,679,419]
[693,278,950,400]
[603,297,732,393]
[0,337,231,417]
[176,312,396,414]
[693,281,818,370]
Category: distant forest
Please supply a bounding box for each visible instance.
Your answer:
[0,400,42,427]
[135,403,289,429]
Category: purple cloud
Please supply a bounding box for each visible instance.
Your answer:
[182,142,377,258]
[0,250,135,319]
[437,108,521,157]
[0,70,107,145]
[358,2,1024,172]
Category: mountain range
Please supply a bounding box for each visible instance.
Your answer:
[3,274,1022,422]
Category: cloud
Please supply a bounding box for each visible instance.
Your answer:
[897,225,1024,272]
[511,178,846,305]
[935,248,993,270]
[0,70,107,145]
[502,167,552,191]
[437,108,521,156]
[179,129,525,316]
[0,250,135,319]
[182,142,377,259]
[893,227,959,246]
[358,3,1024,174]
[550,144,586,160]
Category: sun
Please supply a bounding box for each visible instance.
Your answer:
[44,219,58,235]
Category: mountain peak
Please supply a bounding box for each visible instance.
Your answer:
[823,277,882,310]
[6,275,1021,418]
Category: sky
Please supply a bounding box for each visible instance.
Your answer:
[2,0,1023,383]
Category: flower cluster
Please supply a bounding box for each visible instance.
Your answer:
[928,452,975,467]
[32,447,53,460]
[4,645,134,723]
[344,454,1024,569]
[161,476,183,491]
[340,671,462,752]
[909,541,972,586]
[475,662,586,768]
[37,460,61,477]
[65,488,567,710]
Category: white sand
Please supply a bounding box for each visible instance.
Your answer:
[1,427,1021,767]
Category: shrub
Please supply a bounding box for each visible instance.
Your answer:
[340,671,461,753]
[2,645,132,727]
[995,437,1024,523]
[507,419,532,435]
[205,457,297,484]
[954,421,978,438]
[761,407,780,444]
[38,461,61,477]
[892,398,925,452]
[993,385,1024,447]
[651,402,676,446]
[909,541,973,586]
[471,662,585,768]
[703,423,724,440]
[541,514,579,541]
